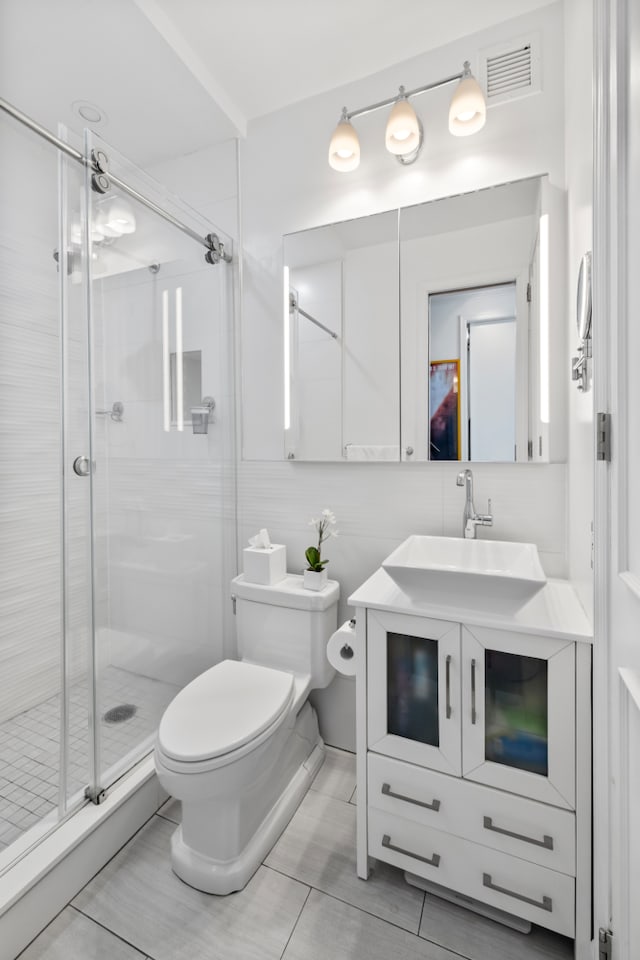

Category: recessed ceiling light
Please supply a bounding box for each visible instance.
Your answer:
[71,100,108,126]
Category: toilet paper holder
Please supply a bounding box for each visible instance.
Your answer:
[340,617,357,660]
[327,617,358,676]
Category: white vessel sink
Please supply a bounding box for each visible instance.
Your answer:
[382,535,547,607]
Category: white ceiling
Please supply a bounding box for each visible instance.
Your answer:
[145,0,555,122]
[1,0,555,167]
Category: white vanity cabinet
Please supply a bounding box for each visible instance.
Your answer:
[351,575,592,948]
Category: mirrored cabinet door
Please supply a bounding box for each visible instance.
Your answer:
[284,209,399,461]
[461,625,575,809]
[367,610,461,776]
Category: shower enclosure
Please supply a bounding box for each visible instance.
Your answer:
[0,103,236,874]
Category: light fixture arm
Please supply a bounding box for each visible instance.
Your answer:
[343,71,462,123]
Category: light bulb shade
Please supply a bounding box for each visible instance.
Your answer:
[449,69,486,136]
[107,199,136,234]
[328,119,360,172]
[94,209,121,238]
[385,97,420,155]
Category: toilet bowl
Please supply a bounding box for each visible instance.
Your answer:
[154,574,339,895]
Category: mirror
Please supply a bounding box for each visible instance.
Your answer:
[283,175,564,463]
[285,210,398,461]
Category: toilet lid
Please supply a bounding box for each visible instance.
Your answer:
[158,660,294,763]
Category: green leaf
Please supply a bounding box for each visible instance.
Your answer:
[304,547,330,571]
[305,546,321,570]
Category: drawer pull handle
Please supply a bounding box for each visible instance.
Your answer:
[482,873,552,912]
[483,816,554,850]
[445,654,452,719]
[382,834,440,868]
[382,782,441,812]
[471,658,477,725]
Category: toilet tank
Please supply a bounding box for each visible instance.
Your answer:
[231,574,339,689]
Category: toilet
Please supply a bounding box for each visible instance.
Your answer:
[154,573,339,895]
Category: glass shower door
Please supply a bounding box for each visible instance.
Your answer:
[80,131,234,797]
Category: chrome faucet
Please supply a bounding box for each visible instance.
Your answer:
[456,469,493,539]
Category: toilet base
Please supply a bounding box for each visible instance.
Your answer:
[168,710,325,895]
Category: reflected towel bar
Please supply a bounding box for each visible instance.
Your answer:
[289,292,338,339]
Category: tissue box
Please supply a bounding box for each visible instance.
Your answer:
[243,544,287,585]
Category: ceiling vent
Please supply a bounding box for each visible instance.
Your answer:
[479,35,540,106]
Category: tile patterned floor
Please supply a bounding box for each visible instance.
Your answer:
[17,747,574,960]
[0,668,178,853]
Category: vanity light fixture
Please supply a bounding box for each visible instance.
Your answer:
[328,61,486,172]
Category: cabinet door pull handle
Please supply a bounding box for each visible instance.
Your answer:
[445,654,452,719]
[483,816,554,850]
[471,658,477,725]
[482,873,552,912]
[382,782,440,812]
[382,834,440,868]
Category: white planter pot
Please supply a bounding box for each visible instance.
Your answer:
[303,569,328,591]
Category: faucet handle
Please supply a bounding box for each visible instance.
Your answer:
[456,471,466,487]
[481,499,494,527]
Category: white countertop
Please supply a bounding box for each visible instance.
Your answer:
[348,568,593,643]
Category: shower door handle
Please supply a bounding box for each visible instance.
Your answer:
[73,456,93,477]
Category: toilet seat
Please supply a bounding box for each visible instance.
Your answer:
[157,659,294,765]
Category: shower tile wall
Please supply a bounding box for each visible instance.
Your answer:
[0,123,98,734]
[0,124,65,728]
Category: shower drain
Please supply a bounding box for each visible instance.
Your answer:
[102,703,137,724]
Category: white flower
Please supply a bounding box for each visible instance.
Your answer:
[306,508,339,568]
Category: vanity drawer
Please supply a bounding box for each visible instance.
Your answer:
[368,752,575,875]
[368,807,575,938]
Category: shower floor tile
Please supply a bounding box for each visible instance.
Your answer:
[0,667,179,853]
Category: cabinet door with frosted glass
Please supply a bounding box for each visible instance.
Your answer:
[367,610,461,775]
[461,626,575,809]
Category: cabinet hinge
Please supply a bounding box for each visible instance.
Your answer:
[527,440,533,460]
[598,927,613,960]
[527,282,532,302]
[596,412,611,462]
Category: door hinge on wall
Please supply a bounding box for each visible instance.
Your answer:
[598,927,613,959]
[596,412,612,462]
[527,282,532,302]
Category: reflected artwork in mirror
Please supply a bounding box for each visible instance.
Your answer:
[283,175,565,463]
